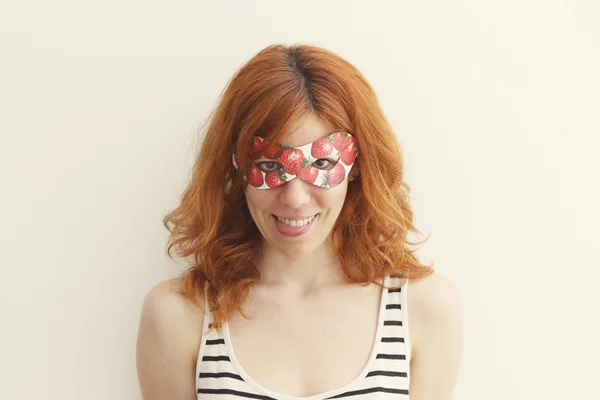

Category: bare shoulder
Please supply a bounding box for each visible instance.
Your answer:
[140,278,205,327]
[136,278,205,400]
[406,272,463,399]
[408,272,462,322]
[138,277,205,358]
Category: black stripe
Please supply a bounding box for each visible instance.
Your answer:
[366,370,408,378]
[383,320,403,326]
[325,386,409,398]
[386,304,402,310]
[201,355,231,362]
[388,288,402,293]
[199,372,244,381]
[208,323,213,329]
[381,337,405,343]
[197,388,277,399]
[206,338,225,345]
[376,353,406,360]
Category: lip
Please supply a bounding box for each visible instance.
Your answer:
[272,214,319,237]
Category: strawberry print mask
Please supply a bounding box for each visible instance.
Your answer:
[233,131,359,189]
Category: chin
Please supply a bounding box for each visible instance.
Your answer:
[274,237,327,258]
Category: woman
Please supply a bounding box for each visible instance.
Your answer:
[136,44,463,399]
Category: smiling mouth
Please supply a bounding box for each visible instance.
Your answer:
[273,214,318,227]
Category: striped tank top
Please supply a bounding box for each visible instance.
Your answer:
[195,275,411,399]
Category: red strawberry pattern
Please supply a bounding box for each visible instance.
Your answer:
[264,143,283,159]
[311,137,334,158]
[238,132,358,189]
[248,164,264,187]
[340,136,357,165]
[266,170,286,188]
[324,162,345,187]
[277,148,304,175]
[296,165,319,184]
[331,132,345,150]
[248,136,268,156]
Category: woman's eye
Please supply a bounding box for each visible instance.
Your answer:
[312,158,336,170]
[256,161,281,173]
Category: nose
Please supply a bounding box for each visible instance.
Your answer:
[278,177,312,208]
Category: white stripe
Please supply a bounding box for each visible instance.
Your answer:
[196,275,411,399]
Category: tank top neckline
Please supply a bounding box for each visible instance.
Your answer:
[220,274,392,400]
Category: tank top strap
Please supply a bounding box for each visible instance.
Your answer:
[196,276,412,398]
[381,274,411,365]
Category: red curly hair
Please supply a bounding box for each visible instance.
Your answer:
[163,43,434,333]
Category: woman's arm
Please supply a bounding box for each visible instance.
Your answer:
[408,272,464,400]
[136,279,204,400]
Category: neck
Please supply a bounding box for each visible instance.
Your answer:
[254,241,350,292]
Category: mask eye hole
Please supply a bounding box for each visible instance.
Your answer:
[256,161,281,173]
[312,158,336,170]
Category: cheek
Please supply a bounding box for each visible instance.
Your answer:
[245,187,259,210]
[318,183,349,210]
[245,187,272,213]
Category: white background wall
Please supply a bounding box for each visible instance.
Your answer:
[1,1,599,399]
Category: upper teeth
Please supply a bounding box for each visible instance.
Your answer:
[277,215,315,227]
